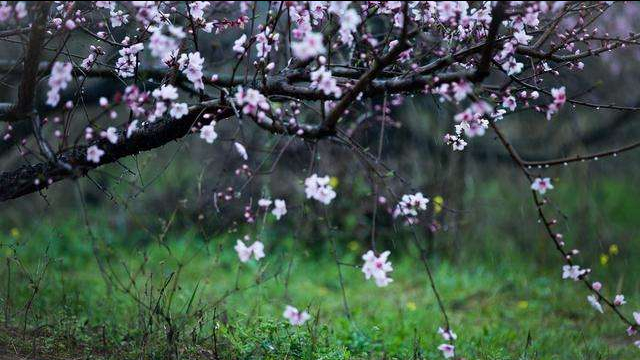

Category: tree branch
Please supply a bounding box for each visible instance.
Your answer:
[0,100,232,201]
[321,3,412,133]
[4,2,50,123]
[472,2,507,81]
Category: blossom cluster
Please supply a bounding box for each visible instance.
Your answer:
[235,87,270,121]
[304,174,337,205]
[444,101,493,151]
[310,66,342,98]
[46,62,73,107]
[115,41,144,78]
[394,192,429,223]
[151,84,189,121]
[178,52,205,90]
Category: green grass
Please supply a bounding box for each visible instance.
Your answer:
[0,216,637,359]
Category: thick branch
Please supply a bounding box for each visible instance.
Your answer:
[472,2,507,81]
[5,2,50,122]
[321,3,412,132]
[0,101,233,201]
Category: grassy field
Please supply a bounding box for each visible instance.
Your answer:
[0,213,637,359]
[1,166,639,359]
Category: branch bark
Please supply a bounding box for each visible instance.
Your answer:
[0,101,232,201]
[0,70,473,202]
[4,2,50,123]
[321,3,412,133]
[472,2,507,81]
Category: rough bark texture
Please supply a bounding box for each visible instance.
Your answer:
[0,101,232,201]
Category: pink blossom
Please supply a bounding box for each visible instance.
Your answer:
[170,103,189,119]
[271,199,287,220]
[614,295,626,306]
[95,1,115,10]
[200,122,218,144]
[46,62,73,107]
[115,42,144,78]
[502,95,517,111]
[444,133,467,151]
[291,32,325,60]
[437,343,455,359]
[592,282,602,291]
[178,52,205,90]
[126,120,138,138]
[562,265,586,281]
[394,192,429,219]
[109,9,128,27]
[0,4,12,21]
[362,250,393,287]
[81,46,103,70]
[452,81,472,102]
[438,327,457,341]
[188,1,210,20]
[149,26,180,60]
[502,57,523,76]
[233,34,247,53]
[551,86,567,106]
[101,127,118,144]
[338,8,361,45]
[464,119,488,137]
[283,305,311,326]
[513,30,532,45]
[152,84,179,101]
[65,19,76,30]
[234,237,265,263]
[304,174,336,205]
[255,27,279,59]
[234,142,248,160]
[86,145,105,163]
[258,198,272,208]
[531,177,554,195]
[438,1,466,23]
[235,87,270,119]
[587,295,603,313]
[310,66,342,98]
[14,2,26,19]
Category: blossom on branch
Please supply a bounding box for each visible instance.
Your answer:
[86,145,104,164]
[562,265,587,281]
[304,174,337,205]
[271,199,287,220]
[531,177,554,195]
[587,295,604,313]
[291,32,325,60]
[46,62,73,107]
[362,250,393,287]
[437,343,455,359]
[179,52,205,90]
[235,87,270,120]
[200,122,218,144]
